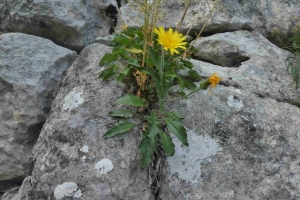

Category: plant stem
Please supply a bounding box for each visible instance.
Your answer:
[176,0,191,31]
[142,0,149,67]
[159,49,165,113]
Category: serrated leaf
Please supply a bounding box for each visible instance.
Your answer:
[138,132,155,170]
[180,59,193,69]
[116,95,145,106]
[103,122,136,138]
[188,70,202,81]
[184,79,197,90]
[108,109,135,118]
[160,132,175,156]
[165,117,188,146]
[144,111,161,151]
[126,48,143,53]
[98,65,117,81]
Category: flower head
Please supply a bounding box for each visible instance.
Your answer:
[209,73,222,88]
[208,73,222,93]
[154,26,187,55]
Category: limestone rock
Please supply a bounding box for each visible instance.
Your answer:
[191,30,299,104]
[0,33,77,193]
[118,0,300,43]
[14,44,154,200]
[0,0,118,52]
[159,31,300,199]
[1,177,32,200]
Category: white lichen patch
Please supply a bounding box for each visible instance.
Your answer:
[62,88,84,111]
[54,182,82,199]
[80,145,89,153]
[167,129,222,184]
[227,95,244,111]
[95,158,114,174]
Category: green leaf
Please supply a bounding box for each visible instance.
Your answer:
[105,53,119,65]
[103,122,136,138]
[116,95,145,107]
[184,79,197,90]
[149,47,161,70]
[116,73,126,82]
[165,70,177,77]
[188,70,202,81]
[122,66,132,75]
[180,59,193,69]
[138,132,155,170]
[144,111,161,151]
[177,77,184,92]
[160,132,175,156]
[98,65,117,81]
[165,117,188,146]
[108,109,135,118]
[99,53,113,66]
[166,111,185,119]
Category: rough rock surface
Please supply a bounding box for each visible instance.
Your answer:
[118,0,300,43]
[159,31,300,199]
[1,177,32,200]
[13,44,154,200]
[0,0,118,52]
[0,33,77,193]
[191,30,299,105]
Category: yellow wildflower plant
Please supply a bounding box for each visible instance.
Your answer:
[99,0,222,170]
[154,26,187,55]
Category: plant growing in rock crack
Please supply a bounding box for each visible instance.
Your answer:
[272,30,300,88]
[98,0,222,170]
[284,35,300,88]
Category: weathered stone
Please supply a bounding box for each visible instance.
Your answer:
[118,0,300,44]
[0,0,118,52]
[191,30,299,104]
[14,44,154,200]
[1,187,19,200]
[1,177,32,200]
[0,33,77,193]
[159,31,300,199]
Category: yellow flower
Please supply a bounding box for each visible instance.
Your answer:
[154,26,187,55]
[208,73,222,93]
[209,73,222,88]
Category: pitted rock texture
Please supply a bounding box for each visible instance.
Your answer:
[118,0,300,43]
[0,33,77,193]
[160,31,300,200]
[0,0,118,52]
[13,44,154,200]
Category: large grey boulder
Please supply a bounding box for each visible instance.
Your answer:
[0,33,77,193]
[12,44,154,200]
[0,0,118,52]
[159,31,300,199]
[118,0,300,43]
